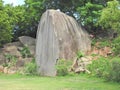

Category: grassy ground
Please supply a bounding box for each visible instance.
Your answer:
[0,74,120,90]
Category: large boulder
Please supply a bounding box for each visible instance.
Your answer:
[36,9,91,76]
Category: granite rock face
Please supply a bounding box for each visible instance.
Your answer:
[36,9,91,76]
[19,36,36,56]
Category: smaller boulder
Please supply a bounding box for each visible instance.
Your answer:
[19,36,35,46]
[3,46,22,58]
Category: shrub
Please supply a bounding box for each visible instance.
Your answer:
[87,56,120,82]
[107,57,120,82]
[87,57,111,78]
[20,45,31,58]
[112,36,120,55]
[3,54,17,67]
[23,58,37,75]
[56,59,72,76]
[76,51,84,59]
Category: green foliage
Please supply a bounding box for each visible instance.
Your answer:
[56,59,72,76]
[88,56,120,82]
[0,4,14,46]
[98,0,120,31]
[112,36,120,55]
[107,57,120,82]
[76,51,84,59]
[3,54,17,67]
[20,45,31,58]
[23,58,37,75]
[87,57,111,78]
[77,2,103,31]
[97,39,111,48]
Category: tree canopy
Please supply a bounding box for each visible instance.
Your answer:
[0,0,120,46]
[98,0,120,32]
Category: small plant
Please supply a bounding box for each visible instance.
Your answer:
[76,51,84,59]
[4,54,17,67]
[20,45,31,58]
[56,59,72,76]
[23,58,37,75]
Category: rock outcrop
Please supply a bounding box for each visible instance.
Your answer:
[0,36,36,74]
[36,9,91,76]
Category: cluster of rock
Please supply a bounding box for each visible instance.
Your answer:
[69,43,112,74]
[0,36,35,74]
[70,56,92,74]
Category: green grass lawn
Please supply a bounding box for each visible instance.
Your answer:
[0,74,120,90]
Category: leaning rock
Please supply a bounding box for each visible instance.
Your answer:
[36,9,91,76]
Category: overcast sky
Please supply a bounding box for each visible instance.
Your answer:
[3,0,25,6]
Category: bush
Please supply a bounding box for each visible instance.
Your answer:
[23,58,37,75]
[87,57,111,78]
[87,56,120,82]
[3,54,17,67]
[56,59,72,76]
[107,57,120,82]
[112,36,120,55]
[20,45,31,58]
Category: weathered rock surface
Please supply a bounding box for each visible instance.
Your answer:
[0,41,35,74]
[4,41,22,48]
[3,45,22,58]
[70,56,92,74]
[19,36,35,46]
[0,54,5,65]
[36,9,91,76]
[19,36,36,55]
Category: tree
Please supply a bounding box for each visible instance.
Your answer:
[22,0,45,37]
[77,2,103,32]
[98,0,120,32]
[0,1,15,46]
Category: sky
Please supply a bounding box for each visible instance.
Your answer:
[3,0,25,6]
